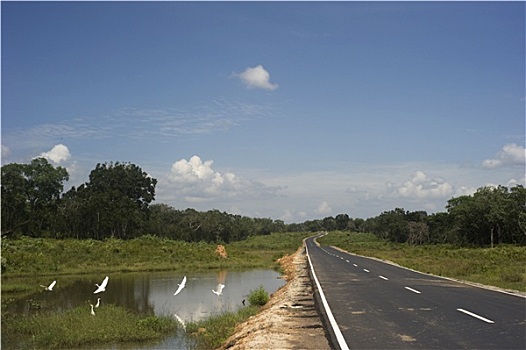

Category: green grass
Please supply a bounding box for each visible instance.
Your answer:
[1,304,179,349]
[186,306,260,350]
[318,231,526,292]
[2,232,310,276]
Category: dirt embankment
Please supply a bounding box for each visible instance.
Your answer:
[219,245,331,350]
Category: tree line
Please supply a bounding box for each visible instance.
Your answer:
[290,186,526,246]
[1,158,285,242]
[2,158,525,246]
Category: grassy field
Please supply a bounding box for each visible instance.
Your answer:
[1,232,310,349]
[2,232,308,275]
[317,231,526,293]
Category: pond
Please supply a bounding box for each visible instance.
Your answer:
[2,269,286,349]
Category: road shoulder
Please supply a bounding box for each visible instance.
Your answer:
[219,246,331,350]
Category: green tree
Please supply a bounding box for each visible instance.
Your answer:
[447,185,524,246]
[1,163,29,235]
[335,214,350,231]
[426,212,457,244]
[375,208,408,242]
[353,218,365,232]
[506,185,526,244]
[62,162,157,239]
[1,158,68,237]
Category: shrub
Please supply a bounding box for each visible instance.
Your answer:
[247,285,269,306]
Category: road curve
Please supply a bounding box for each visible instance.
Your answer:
[306,233,526,350]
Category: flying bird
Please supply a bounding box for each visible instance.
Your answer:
[40,280,57,291]
[173,276,187,296]
[94,276,109,294]
[212,283,225,296]
[95,298,101,308]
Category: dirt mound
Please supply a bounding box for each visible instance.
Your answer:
[216,244,228,258]
[219,245,331,350]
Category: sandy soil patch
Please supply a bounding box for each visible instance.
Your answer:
[219,245,331,350]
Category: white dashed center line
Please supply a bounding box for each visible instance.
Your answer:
[379,275,389,280]
[457,308,494,324]
[404,287,421,294]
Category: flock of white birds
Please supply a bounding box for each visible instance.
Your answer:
[39,275,226,328]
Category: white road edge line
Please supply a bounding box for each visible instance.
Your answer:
[405,286,421,294]
[379,275,389,280]
[457,308,495,324]
[306,240,350,350]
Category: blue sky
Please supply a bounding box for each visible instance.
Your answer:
[2,1,525,223]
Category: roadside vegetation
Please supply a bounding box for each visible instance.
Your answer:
[318,231,526,293]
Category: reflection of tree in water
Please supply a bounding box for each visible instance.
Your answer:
[127,274,155,315]
[217,270,227,285]
[213,270,227,309]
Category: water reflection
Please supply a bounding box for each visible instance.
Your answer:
[3,269,285,349]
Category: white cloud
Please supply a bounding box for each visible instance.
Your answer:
[2,100,273,155]
[390,171,454,199]
[1,145,11,159]
[153,158,525,223]
[314,201,332,215]
[506,174,526,188]
[280,208,307,222]
[39,144,71,164]
[482,143,526,168]
[164,155,281,202]
[234,65,278,90]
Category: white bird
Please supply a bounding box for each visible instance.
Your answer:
[40,280,57,291]
[212,283,225,296]
[173,276,187,296]
[95,298,101,308]
[173,313,186,331]
[89,303,95,316]
[94,276,109,294]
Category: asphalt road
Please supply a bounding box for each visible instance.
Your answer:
[305,235,526,350]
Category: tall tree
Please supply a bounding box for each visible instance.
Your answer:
[1,158,69,236]
[508,185,526,243]
[335,213,350,231]
[447,185,524,246]
[64,162,157,239]
[1,163,29,235]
